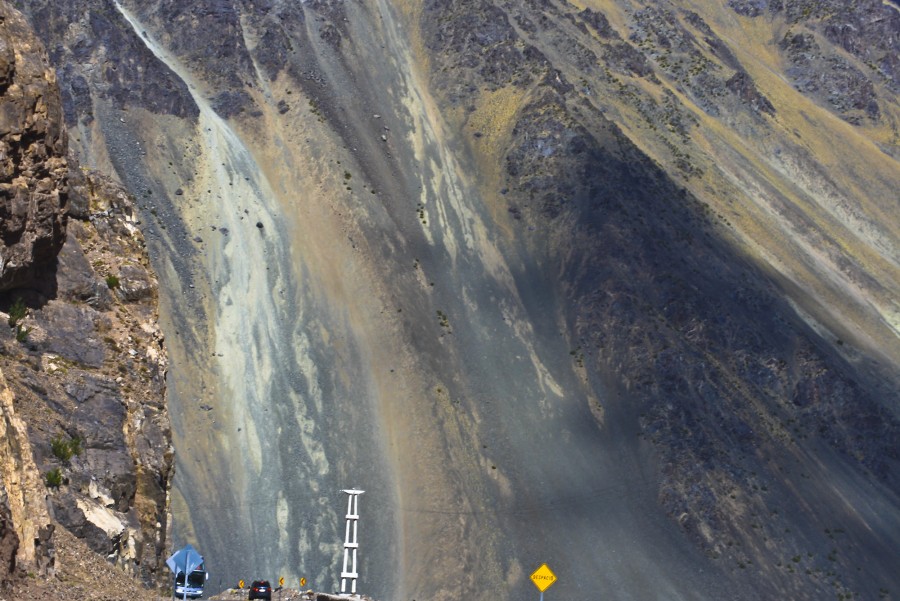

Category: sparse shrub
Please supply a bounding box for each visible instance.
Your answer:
[15,325,30,343]
[45,468,63,488]
[51,434,82,463]
[7,297,26,327]
[106,275,120,289]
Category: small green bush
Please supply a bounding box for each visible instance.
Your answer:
[45,468,63,488]
[106,275,120,289]
[7,297,26,327]
[15,325,29,343]
[50,434,82,463]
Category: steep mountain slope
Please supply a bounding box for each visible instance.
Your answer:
[18,0,900,600]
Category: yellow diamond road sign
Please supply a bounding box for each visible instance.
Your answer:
[530,563,557,592]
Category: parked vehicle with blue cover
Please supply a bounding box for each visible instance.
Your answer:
[167,544,209,599]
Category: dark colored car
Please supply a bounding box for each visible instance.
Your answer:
[249,580,272,601]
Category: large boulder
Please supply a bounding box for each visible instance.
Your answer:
[0,1,67,292]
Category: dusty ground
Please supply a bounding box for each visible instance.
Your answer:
[0,527,164,601]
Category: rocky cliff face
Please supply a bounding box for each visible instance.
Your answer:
[15,0,900,600]
[7,167,173,586]
[0,1,172,593]
[0,1,67,294]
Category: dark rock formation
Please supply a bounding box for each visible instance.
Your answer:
[628,5,777,119]
[725,70,775,115]
[727,0,772,18]
[733,0,899,118]
[425,0,535,94]
[780,31,880,124]
[23,0,198,128]
[0,2,67,293]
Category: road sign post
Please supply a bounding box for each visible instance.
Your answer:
[530,563,557,601]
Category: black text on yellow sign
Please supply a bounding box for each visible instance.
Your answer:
[300,577,307,587]
[238,580,245,589]
[529,564,557,592]
[279,576,284,586]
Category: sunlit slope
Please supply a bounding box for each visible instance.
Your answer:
[648,3,899,368]
[449,0,900,371]
[19,0,900,600]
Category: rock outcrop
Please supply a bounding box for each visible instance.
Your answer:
[0,0,172,593]
[0,2,67,293]
[0,366,53,582]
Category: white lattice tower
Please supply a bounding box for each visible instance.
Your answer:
[340,489,364,595]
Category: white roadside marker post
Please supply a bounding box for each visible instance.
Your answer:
[340,489,365,595]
